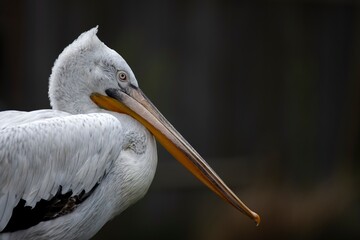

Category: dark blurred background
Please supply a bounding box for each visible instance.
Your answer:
[1,0,359,239]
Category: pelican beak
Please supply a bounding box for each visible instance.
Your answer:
[91,86,260,225]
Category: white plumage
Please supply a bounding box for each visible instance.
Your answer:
[0,27,259,239]
[0,28,156,239]
[0,112,157,239]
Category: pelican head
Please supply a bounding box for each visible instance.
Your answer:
[49,27,260,225]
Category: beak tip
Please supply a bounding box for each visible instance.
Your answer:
[253,212,261,226]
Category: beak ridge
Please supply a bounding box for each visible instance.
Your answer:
[91,87,260,225]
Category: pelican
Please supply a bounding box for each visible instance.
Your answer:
[0,27,260,239]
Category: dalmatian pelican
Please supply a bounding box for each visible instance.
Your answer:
[0,27,259,239]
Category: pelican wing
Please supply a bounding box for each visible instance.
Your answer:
[0,111,123,231]
[0,110,70,128]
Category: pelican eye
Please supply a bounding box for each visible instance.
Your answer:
[117,71,128,81]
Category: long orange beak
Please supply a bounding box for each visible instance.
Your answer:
[91,86,260,225]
